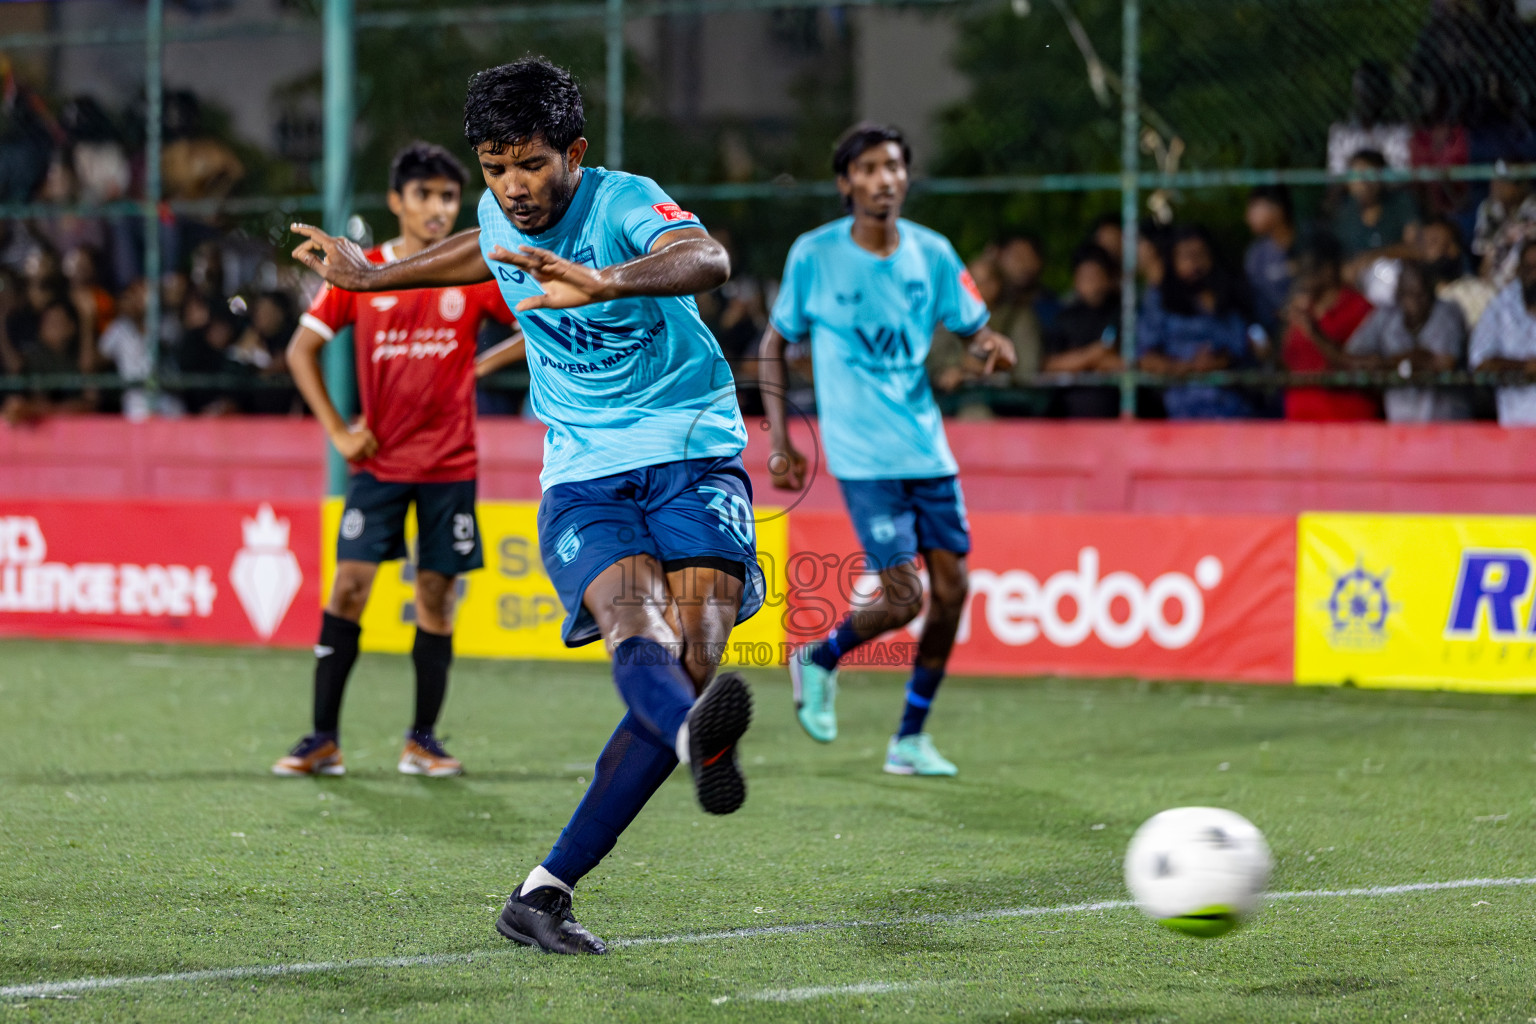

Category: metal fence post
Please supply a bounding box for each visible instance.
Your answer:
[605,0,625,169]
[322,0,356,497]
[143,0,163,409]
[1117,0,1139,420]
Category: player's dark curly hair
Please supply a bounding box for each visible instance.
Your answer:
[463,58,586,155]
[389,141,469,192]
[832,122,911,179]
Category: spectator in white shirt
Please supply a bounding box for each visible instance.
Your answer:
[98,278,183,421]
[1345,260,1470,422]
[1327,61,1411,175]
[1469,240,1536,426]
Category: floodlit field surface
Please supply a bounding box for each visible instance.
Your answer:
[4,638,1536,1022]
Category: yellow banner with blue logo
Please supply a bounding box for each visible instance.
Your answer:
[1296,513,1536,692]
[322,499,787,661]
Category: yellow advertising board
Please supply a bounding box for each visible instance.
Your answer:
[1295,513,1536,692]
[322,499,787,661]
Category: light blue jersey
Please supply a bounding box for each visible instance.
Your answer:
[478,168,747,489]
[770,217,989,480]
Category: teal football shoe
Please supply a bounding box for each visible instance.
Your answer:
[884,733,957,776]
[789,645,838,743]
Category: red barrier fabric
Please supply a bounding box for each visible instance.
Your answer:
[784,511,1297,682]
[1,416,1533,515]
[0,499,321,647]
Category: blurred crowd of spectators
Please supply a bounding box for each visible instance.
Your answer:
[7,4,1536,428]
[0,82,304,425]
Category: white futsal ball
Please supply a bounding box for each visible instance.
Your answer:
[1123,806,1272,938]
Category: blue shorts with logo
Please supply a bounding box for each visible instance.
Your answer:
[538,455,764,647]
[337,471,484,577]
[838,475,972,569]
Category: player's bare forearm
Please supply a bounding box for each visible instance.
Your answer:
[609,230,730,298]
[289,326,379,461]
[286,327,348,438]
[493,227,729,312]
[291,225,492,291]
[474,333,526,378]
[758,326,791,446]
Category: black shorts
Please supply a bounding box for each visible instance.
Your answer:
[336,471,484,577]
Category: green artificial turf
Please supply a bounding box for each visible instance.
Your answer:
[3,638,1536,1022]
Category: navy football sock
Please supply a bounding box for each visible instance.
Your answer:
[611,636,696,747]
[541,711,678,887]
[410,628,453,736]
[808,615,864,671]
[897,665,945,738]
[312,612,361,736]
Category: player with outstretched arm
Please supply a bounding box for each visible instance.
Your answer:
[274,142,524,780]
[290,59,761,956]
[759,123,1015,777]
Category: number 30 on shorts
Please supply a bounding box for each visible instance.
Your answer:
[699,485,754,547]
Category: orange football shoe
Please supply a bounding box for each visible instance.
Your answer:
[399,732,464,777]
[272,733,345,776]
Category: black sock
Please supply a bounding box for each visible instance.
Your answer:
[411,628,454,736]
[313,612,362,736]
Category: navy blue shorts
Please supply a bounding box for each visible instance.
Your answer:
[337,471,484,577]
[538,455,764,647]
[837,475,972,569]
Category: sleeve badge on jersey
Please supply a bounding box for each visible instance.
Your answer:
[438,288,466,322]
[960,268,985,304]
[652,202,698,222]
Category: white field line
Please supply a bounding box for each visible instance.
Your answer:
[735,981,919,1003]
[3,875,1534,1001]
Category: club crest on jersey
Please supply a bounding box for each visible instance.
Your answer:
[369,296,399,311]
[905,280,928,312]
[438,288,466,322]
[652,202,697,223]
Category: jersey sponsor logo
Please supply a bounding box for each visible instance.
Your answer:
[438,288,466,322]
[526,315,667,374]
[571,245,597,268]
[652,202,697,222]
[960,269,984,304]
[496,265,527,285]
[369,296,400,311]
[853,324,915,363]
[371,328,461,363]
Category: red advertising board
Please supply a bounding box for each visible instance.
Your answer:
[0,499,321,647]
[783,511,1296,682]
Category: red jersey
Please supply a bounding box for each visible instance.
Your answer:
[1282,286,1379,422]
[301,243,517,482]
